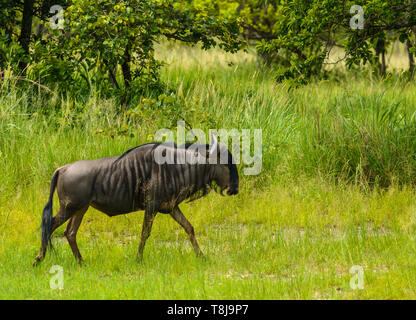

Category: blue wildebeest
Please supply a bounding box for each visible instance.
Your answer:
[33,137,239,265]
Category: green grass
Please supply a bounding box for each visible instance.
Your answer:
[1,43,416,299]
[2,179,416,299]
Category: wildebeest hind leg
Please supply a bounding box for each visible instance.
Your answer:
[136,211,157,261]
[64,206,88,264]
[33,205,78,265]
[170,206,204,257]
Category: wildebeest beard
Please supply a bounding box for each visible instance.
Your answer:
[186,180,222,203]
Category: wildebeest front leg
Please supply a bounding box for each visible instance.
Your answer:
[136,211,157,261]
[64,206,88,264]
[170,206,204,257]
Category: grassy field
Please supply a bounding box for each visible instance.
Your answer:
[1,43,416,299]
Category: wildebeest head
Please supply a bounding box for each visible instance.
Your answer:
[206,135,239,196]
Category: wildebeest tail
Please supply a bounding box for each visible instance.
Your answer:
[41,169,59,250]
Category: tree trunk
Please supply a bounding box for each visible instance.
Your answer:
[380,50,386,76]
[121,47,132,89]
[257,51,272,68]
[108,67,120,90]
[375,38,386,77]
[120,46,132,107]
[18,0,35,72]
[407,39,415,80]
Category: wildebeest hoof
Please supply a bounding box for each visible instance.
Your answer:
[32,257,41,267]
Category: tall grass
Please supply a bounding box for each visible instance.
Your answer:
[1,43,416,199]
[294,92,416,187]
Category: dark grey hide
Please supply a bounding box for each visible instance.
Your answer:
[33,141,239,265]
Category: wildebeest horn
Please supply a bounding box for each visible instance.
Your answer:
[209,133,218,155]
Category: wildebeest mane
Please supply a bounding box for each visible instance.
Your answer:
[113,142,157,165]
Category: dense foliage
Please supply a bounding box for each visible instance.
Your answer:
[0,0,242,101]
[1,0,415,90]
[237,0,416,83]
